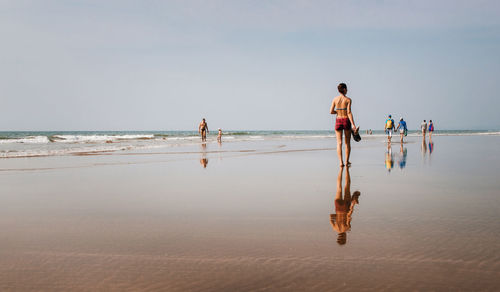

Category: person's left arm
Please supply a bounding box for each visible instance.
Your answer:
[347,99,356,130]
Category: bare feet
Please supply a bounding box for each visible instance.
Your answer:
[346,161,351,166]
[340,163,345,167]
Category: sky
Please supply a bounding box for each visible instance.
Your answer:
[1,0,499,131]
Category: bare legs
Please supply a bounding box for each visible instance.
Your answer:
[336,166,343,200]
[345,129,352,166]
[335,129,352,167]
[335,130,343,167]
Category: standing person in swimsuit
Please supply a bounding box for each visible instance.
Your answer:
[217,128,222,143]
[330,83,358,167]
[198,118,209,142]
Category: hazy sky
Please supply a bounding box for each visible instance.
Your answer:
[1,0,499,130]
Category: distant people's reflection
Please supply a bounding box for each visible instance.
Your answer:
[385,144,394,172]
[398,144,407,169]
[217,139,223,161]
[200,143,208,168]
[429,141,434,154]
[330,166,360,245]
[421,136,427,157]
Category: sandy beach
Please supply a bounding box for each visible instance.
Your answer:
[0,134,499,291]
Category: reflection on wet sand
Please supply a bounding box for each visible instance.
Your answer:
[200,143,208,168]
[421,137,427,158]
[421,137,435,163]
[398,144,407,169]
[385,144,394,172]
[330,166,361,245]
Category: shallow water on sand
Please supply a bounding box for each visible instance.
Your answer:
[0,135,499,291]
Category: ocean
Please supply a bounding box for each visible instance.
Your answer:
[0,130,498,158]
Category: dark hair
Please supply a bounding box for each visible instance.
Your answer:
[337,232,347,245]
[424,120,426,122]
[338,83,347,94]
[430,120,433,122]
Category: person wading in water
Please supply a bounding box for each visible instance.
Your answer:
[198,118,209,142]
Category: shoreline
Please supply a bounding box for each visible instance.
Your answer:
[0,130,499,159]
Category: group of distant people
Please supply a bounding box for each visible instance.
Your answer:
[420,120,435,139]
[384,116,435,144]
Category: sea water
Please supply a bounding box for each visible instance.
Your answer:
[0,130,498,158]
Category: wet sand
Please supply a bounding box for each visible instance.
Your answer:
[1,135,499,291]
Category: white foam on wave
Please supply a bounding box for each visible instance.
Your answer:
[166,136,199,141]
[0,143,169,158]
[51,134,155,143]
[0,136,50,144]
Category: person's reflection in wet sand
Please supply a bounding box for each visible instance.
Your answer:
[200,143,208,168]
[217,139,223,161]
[429,140,434,155]
[385,144,394,172]
[421,136,427,158]
[398,144,407,169]
[330,166,360,245]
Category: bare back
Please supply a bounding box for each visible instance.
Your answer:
[331,95,351,118]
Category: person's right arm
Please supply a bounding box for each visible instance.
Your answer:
[330,99,337,115]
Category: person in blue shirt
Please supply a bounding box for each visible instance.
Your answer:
[396,117,408,144]
[428,120,434,139]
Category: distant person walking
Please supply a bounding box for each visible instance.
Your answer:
[428,120,434,139]
[330,83,358,167]
[385,115,395,143]
[198,118,209,142]
[421,120,427,138]
[396,117,407,144]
